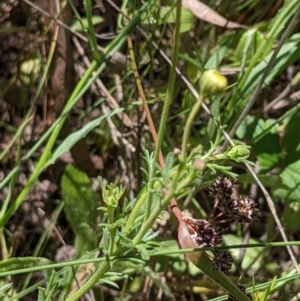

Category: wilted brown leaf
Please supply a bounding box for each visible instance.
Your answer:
[182,0,247,28]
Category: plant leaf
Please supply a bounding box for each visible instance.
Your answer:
[61,165,98,255]
[182,0,246,28]
[46,108,123,167]
[0,257,50,273]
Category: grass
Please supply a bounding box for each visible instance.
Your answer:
[0,0,300,300]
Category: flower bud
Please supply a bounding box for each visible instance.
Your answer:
[226,144,251,162]
[200,69,228,97]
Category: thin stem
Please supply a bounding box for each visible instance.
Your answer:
[127,36,164,166]
[153,0,182,165]
[108,208,116,254]
[84,0,101,60]
[143,0,182,223]
[181,94,205,161]
[66,262,110,301]
[132,187,175,244]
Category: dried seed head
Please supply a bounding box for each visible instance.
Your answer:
[182,214,222,247]
[195,225,223,247]
[227,198,259,223]
[212,249,233,273]
[208,176,234,204]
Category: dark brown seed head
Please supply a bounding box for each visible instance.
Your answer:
[227,198,259,223]
[212,249,233,273]
[208,176,234,205]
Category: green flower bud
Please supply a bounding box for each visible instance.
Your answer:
[99,177,125,208]
[226,144,251,162]
[200,69,228,97]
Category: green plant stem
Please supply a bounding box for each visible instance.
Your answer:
[84,0,101,60]
[66,262,110,301]
[133,188,175,244]
[123,185,154,234]
[108,208,116,254]
[181,94,204,161]
[153,0,182,165]
[1,241,300,278]
[143,0,182,224]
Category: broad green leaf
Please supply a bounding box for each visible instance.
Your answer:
[205,34,232,69]
[156,239,186,274]
[238,174,282,189]
[235,28,265,66]
[223,235,262,270]
[61,164,98,254]
[281,109,300,166]
[273,110,300,201]
[158,6,195,33]
[236,115,257,140]
[274,159,300,202]
[281,204,300,233]
[236,116,280,172]
[46,108,123,167]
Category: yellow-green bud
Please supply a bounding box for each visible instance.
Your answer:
[200,69,228,97]
[226,144,250,162]
[20,58,41,85]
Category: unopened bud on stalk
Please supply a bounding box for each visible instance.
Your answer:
[200,69,228,97]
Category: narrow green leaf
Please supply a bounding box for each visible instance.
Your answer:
[0,257,50,273]
[99,279,119,289]
[239,33,300,105]
[46,108,123,167]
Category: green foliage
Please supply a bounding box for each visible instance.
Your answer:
[236,109,300,202]
[0,284,12,300]
[155,6,195,33]
[71,16,104,32]
[61,165,98,233]
[1,0,300,300]
[37,272,62,301]
[0,257,50,273]
[236,115,281,172]
[46,108,123,167]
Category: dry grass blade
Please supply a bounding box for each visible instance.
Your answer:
[182,0,246,28]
